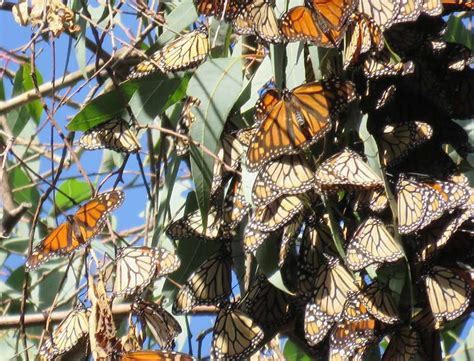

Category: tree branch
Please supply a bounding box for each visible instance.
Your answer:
[0,61,106,115]
[0,304,217,329]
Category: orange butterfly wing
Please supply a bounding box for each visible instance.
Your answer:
[254,89,281,125]
[73,190,124,239]
[280,6,341,46]
[247,80,355,171]
[26,191,124,270]
[26,222,78,270]
[309,0,357,30]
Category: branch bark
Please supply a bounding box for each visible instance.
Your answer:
[0,304,217,329]
[0,61,105,115]
[0,303,132,329]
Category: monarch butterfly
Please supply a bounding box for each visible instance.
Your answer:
[247,79,356,171]
[168,177,249,242]
[39,306,90,358]
[357,0,401,29]
[375,121,433,167]
[232,0,282,43]
[392,0,423,24]
[193,0,240,17]
[330,297,377,360]
[382,326,421,361]
[211,303,264,360]
[297,224,328,296]
[363,52,415,79]
[122,350,196,361]
[176,96,200,156]
[397,176,469,234]
[279,212,305,267]
[344,12,384,68]
[304,302,334,346]
[132,299,182,349]
[423,179,470,212]
[417,208,472,262]
[252,154,315,207]
[299,219,333,271]
[346,217,404,271]
[353,187,389,213]
[236,126,257,146]
[26,190,124,270]
[280,6,345,46]
[397,176,443,234]
[360,282,400,324]
[210,132,245,195]
[238,274,291,330]
[441,0,474,11]
[422,0,443,15]
[312,255,359,321]
[412,308,442,361]
[243,222,271,254]
[315,148,383,191]
[166,206,222,241]
[79,118,141,153]
[172,251,232,314]
[307,0,358,31]
[434,43,474,72]
[221,176,251,236]
[128,26,209,78]
[249,194,307,232]
[424,265,471,322]
[113,247,180,296]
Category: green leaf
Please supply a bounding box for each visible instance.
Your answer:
[8,166,40,209]
[67,81,139,131]
[98,150,125,174]
[210,22,232,58]
[21,63,43,123]
[1,236,29,254]
[0,78,5,100]
[7,65,31,136]
[128,73,190,125]
[54,179,93,213]
[187,57,243,221]
[358,113,384,179]
[153,156,181,246]
[308,46,322,80]
[255,234,294,295]
[188,143,213,230]
[285,42,306,89]
[271,43,286,88]
[239,56,274,114]
[155,1,197,47]
[444,15,474,50]
[75,17,88,80]
[283,338,313,361]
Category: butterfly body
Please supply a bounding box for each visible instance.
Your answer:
[26,190,124,270]
[247,80,356,171]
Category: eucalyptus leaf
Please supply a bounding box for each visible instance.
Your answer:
[68,82,139,131]
[54,179,93,213]
[187,57,243,222]
[128,73,190,125]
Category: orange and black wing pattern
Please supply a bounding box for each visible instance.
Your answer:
[280,6,344,46]
[26,190,124,270]
[73,190,124,238]
[307,0,358,30]
[247,79,356,171]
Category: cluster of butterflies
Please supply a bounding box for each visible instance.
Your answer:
[29,0,473,359]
